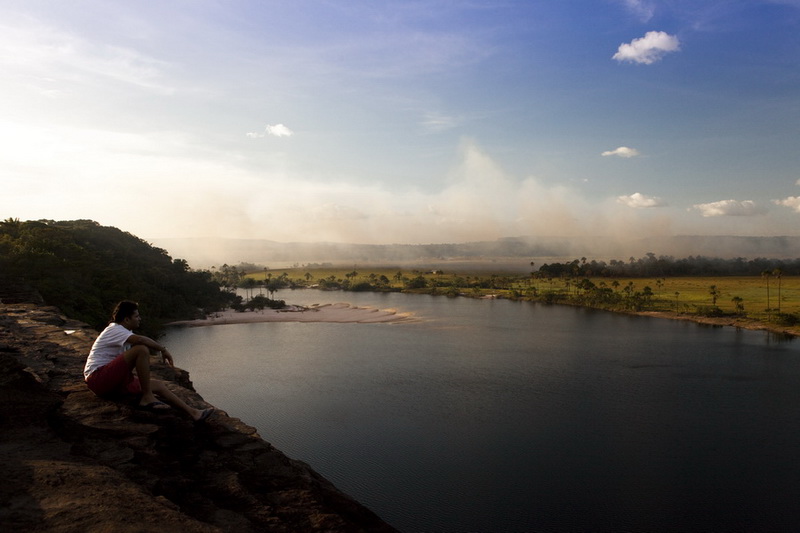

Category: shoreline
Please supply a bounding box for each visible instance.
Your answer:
[166,302,416,327]
[532,296,800,338]
[632,309,799,338]
[168,295,799,338]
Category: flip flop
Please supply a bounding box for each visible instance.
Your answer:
[195,408,214,423]
[137,401,172,412]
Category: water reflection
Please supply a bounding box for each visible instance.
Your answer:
[164,291,800,532]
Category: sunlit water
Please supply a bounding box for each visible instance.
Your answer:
[162,290,800,532]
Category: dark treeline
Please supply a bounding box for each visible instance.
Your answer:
[537,253,800,279]
[0,219,234,335]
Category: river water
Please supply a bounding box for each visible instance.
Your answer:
[162,290,800,532]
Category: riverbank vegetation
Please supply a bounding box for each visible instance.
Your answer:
[241,259,800,336]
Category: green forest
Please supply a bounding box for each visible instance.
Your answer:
[0,219,234,334]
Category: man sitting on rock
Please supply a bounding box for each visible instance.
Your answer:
[83,300,213,422]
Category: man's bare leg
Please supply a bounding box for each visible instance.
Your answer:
[150,379,213,421]
[123,346,213,421]
[123,345,158,407]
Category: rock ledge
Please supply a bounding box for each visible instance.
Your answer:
[0,303,396,532]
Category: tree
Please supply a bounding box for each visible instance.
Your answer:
[239,277,258,301]
[405,275,427,290]
[267,279,282,299]
[642,285,654,306]
[731,296,744,314]
[0,217,22,238]
[761,270,772,314]
[0,219,233,334]
[709,285,719,306]
[774,268,783,313]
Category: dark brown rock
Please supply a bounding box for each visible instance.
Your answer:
[0,303,397,532]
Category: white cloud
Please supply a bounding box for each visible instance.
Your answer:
[795,178,800,186]
[773,197,800,212]
[617,192,666,208]
[601,146,640,158]
[613,31,680,65]
[621,0,655,22]
[267,124,294,137]
[692,199,767,217]
[247,123,294,138]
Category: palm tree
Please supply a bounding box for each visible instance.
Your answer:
[240,277,257,301]
[0,217,22,238]
[761,270,772,314]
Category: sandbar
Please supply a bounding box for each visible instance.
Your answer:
[167,303,415,327]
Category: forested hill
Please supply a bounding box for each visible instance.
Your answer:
[0,219,232,334]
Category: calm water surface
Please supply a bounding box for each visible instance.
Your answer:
[162,290,800,532]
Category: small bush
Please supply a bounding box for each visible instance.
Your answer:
[541,291,566,304]
[695,305,725,317]
[772,312,799,327]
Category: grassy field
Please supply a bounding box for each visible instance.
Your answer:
[638,276,800,318]
[247,267,799,318]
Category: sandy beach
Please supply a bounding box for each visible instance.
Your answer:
[167,302,416,327]
[167,297,799,337]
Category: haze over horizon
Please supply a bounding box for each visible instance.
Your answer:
[3,1,800,249]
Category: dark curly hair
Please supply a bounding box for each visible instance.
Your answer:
[111,300,138,323]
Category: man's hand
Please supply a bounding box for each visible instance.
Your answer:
[161,348,175,367]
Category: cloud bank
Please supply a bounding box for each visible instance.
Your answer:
[774,197,800,212]
[692,199,767,217]
[613,31,680,64]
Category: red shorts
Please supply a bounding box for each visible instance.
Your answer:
[85,353,142,397]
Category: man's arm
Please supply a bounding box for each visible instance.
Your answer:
[126,334,174,367]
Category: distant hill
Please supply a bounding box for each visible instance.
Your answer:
[152,235,800,271]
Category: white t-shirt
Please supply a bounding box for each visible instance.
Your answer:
[83,323,133,379]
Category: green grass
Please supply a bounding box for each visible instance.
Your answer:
[245,268,799,322]
[623,276,798,317]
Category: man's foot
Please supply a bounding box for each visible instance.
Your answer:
[193,407,214,423]
[137,400,172,412]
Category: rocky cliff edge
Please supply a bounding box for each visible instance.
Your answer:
[0,302,397,532]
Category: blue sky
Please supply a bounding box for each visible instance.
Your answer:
[2,0,800,246]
